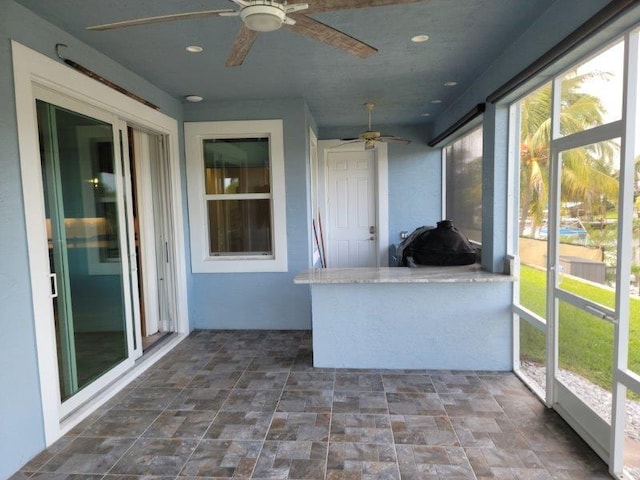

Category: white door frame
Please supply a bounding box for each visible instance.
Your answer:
[12,41,189,445]
[317,140,389,267]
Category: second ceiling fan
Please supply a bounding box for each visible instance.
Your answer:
[87,0,423,67]
[340,102,411,150]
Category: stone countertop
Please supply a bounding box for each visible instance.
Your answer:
[294,265,515,285]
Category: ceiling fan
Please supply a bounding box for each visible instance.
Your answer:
[340,102,411,149]
[87,0,423,67]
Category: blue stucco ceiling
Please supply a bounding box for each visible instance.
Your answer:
[14,0,557,128]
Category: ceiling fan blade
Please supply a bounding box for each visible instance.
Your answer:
[285,15,376,58]
[289,0,423,14]
[225,25,259,67]
[87,9,235,31]
[379,135,411,145]
[331,140,363,148]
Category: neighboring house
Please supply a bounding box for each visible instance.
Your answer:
[2,0,640,478]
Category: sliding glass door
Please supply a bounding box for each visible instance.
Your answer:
[35,89,138,415]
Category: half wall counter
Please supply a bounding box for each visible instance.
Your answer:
[294,265,515,370]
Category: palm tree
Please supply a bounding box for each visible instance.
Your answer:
[519,73,619,237]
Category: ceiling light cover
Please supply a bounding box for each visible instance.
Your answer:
[186,45,203,53]
[411,34,429,43]
[185,95,203,102]
[241,5,286,32]
[431,99,442,104]
[444,81,457,87]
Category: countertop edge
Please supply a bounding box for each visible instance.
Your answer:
[294,266,516,285]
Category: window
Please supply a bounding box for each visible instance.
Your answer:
[185,120,288,273]
[443,126,483,243]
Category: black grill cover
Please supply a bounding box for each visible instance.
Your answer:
[398,220,478,266]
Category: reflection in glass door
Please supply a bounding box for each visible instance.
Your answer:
[37,100,129,403]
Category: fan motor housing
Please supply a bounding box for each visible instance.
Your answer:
[241,4,286,32]
[360,131,381,141]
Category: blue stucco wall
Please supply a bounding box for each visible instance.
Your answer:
[184,99,313,329]
[311,282,513,370]
[0,1,183,477]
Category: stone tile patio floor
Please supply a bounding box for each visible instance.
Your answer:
[11,329,612,479]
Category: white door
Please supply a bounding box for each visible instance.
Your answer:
[326,148,377,267]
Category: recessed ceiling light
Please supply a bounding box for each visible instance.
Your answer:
[444,81,457,87]
[411,34,429,43]
[431,99,442,104]
[184,95,203,103]
[185,45,203,53]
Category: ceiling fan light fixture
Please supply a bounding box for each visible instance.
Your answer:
[241,4,286,32]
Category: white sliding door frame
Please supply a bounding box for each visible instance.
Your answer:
[12,40,189,445]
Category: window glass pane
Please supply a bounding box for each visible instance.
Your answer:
[559,41,624,137]
[207,199,272,255]
[203,138,270,194]
[518,83,551,313]
[445,126,483,243]
[557,139,620,308]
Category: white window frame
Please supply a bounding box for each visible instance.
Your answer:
[185,120,288,273]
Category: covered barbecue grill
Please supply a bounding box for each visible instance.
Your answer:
[396,220,479,267]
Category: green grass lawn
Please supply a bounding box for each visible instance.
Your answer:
[519,264,640,394]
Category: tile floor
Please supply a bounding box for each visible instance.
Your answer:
[13,330,612,479]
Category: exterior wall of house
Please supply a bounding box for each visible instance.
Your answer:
[0,1,184,477]
[184,99,314,329]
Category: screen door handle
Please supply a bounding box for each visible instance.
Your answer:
[49,273,58,299]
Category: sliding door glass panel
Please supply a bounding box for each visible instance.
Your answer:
[559,41,624,137]
[556,140,620,308]
[518,317,546,395]
[37,100,128,402]
[557,299,613,422]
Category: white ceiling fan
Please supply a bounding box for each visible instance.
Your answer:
[340,102,411,150]
[87,0,424,67]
